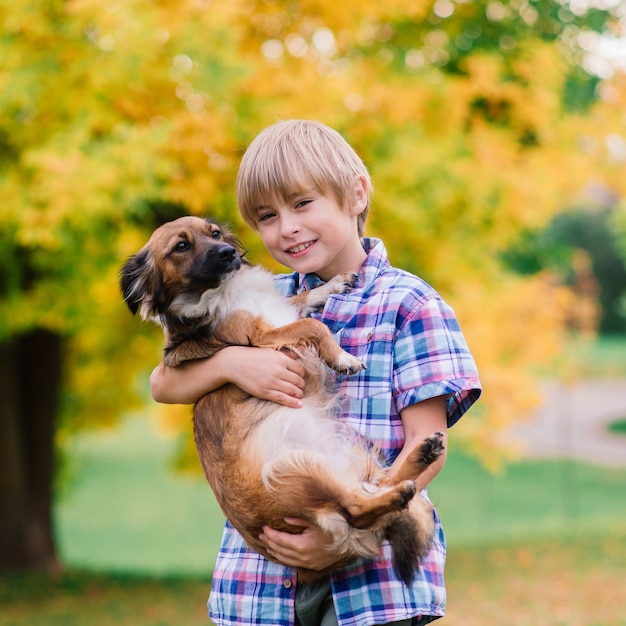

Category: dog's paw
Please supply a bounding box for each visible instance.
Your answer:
[418,432,446,466]
[327,272,358,295]
[299,274,359,316]
[333,352,366,375]
[393,480,417,509]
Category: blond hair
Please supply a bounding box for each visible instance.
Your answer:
[236,120,372,236]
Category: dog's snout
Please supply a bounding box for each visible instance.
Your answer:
[202,242,241,276]
[217,244,237,261]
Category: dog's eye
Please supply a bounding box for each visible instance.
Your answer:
[174,240,190,252]
[211,229,222,240]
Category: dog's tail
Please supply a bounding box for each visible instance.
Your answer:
[384,512,433,586]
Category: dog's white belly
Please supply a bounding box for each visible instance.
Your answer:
[245,404,364,488]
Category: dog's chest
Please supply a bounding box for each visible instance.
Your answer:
[223,267,299,327]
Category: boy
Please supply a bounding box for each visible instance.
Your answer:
[151,120,481,625]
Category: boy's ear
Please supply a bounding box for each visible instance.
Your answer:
[351,175,369,216]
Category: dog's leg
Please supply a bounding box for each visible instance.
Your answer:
[250,318,365,374]
[264,451,417,530]
[341,481,418,529]
[379,432,445,486]
[290,273,358,317]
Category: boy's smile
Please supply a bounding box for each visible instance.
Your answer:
[285,240,316,257]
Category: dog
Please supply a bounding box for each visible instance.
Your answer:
[119,216,444,585]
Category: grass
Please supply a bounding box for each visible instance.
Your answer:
[0,570,212,626]
[52,415,626,573]
[2,532,625,626]
[444,530,626,626]
[4,334,624,624]
[433,453,626,546]
[54,417,225,576]
[45,416,626,624]
[0,416,624,625]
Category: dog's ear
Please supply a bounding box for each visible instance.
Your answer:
[119,249,162,318]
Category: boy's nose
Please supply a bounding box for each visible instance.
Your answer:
[280,216,301,237]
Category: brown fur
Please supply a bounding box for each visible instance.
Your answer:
[120,216,444,585]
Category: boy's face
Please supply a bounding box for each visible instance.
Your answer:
[254,179,368,282]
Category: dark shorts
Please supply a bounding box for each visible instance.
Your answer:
[294,578,440,626]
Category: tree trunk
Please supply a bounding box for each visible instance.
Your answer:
[0,329,63,572]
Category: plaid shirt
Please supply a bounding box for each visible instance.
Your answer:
[209,238,481,626]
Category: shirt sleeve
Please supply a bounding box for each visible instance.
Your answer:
[393,294,481,427]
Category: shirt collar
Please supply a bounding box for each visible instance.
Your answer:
[297,237,390,292]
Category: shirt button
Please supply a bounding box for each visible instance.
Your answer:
[283,579,293,589]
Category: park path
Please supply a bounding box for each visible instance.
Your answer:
[506,379,626,467]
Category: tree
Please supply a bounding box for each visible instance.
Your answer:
[504,206,626,334]
[0,0,621,570]
[0,0,247,571]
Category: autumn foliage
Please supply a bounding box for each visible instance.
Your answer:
[1,0,625,567]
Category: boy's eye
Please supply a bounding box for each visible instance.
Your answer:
[294,198,312,209]
[257,212,276,222]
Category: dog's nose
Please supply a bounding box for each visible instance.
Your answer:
[217,244,236,261]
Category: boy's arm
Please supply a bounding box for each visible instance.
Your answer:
[150,346,306,406]
[389,395,449,491]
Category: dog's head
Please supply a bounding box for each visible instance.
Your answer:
[119,216,246,322]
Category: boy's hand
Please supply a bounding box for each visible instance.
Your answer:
[223,347,306,408]
[259,518,339,571]
[150,345,306,405]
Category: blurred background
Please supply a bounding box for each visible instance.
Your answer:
[1,0,625,624]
